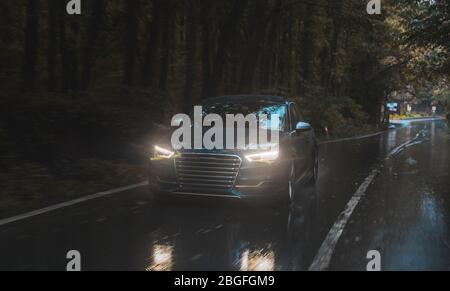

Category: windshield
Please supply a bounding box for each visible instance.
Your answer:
[199,102,287,131]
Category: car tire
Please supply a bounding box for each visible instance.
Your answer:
[280,162,296,206]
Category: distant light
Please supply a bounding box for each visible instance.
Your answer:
[387,103,398,112]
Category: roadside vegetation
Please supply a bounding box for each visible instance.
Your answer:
[0,0,448,216]
[391,113,434,120]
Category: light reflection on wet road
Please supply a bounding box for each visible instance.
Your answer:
[329,119,449,271]
[0,120,448,271]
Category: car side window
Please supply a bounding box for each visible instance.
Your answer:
[289,104,298,131]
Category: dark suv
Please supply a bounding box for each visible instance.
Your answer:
[149,95,318,204]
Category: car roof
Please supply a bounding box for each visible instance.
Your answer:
[201,95,290,105]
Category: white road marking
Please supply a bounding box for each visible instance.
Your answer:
[309,132,426,271]
[308,169,379,271]
[386,131,424,159]
[319,131,384,145]
[0,182,148,227]
[323,117,441,146]
[386,139,414,159]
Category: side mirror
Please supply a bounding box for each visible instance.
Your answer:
[296,122,312,132]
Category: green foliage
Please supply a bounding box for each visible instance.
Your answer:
[295,95,372,138]
[398,0,449,50]
[77,159,146,186]
[1,87,167,160]
[434,85,450,107]
[394,0,449,75]
[0,158,146,218]
[0,87,165,216]
[433,82,450,118]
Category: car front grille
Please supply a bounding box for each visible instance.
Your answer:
[175,153,241,192]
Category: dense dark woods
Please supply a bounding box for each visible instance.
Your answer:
[4,1,449,117]
[0,0,448,213]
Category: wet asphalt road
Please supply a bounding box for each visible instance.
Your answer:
[0,119,448,271]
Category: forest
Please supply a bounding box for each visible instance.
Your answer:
[0,0,448,215]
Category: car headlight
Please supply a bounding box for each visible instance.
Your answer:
[245,151,279,163]
[154,145,175,159]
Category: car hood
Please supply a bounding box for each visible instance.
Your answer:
[154,126,287,153]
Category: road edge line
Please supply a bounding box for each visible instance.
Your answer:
[309,132,424,271]
[308,168,379,271]
[0,181,148,227]
[318,131,385,145]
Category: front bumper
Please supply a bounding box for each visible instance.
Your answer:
[148,153,289,199]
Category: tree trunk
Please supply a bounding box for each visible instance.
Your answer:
[47,0,57,91]
[227,30,244,94]
[58,0,70,92]
[68,19,80,92]
[184,0,199,111]
[81,0,104,90]
[158,0,173,91]
[298,3,314,94]
[123,0,139,86]
[200,2,213,99]
[238,0,269,93]
[207,0,248,97]
[22,0,39,91]
[260,0,282,90]
[327,0,343,95]
[141,0,161,88]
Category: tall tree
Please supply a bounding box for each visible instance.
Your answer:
[141,0,162,88]
[238,0,270,93]
[58,0,70,92]
[322,0,344,95]
[68,18,80,92]
[22,0,39,91]
[184,0,199,111]
[205,0,248,97]
[158,0,174,91]
[298,3,315,94]
[259,0,283,89]
[123,0,140,86]
[200,1,213,98]
[81,0,104,90]
[47,0,57,91]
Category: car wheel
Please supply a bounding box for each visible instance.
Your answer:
[281,162,296,206]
